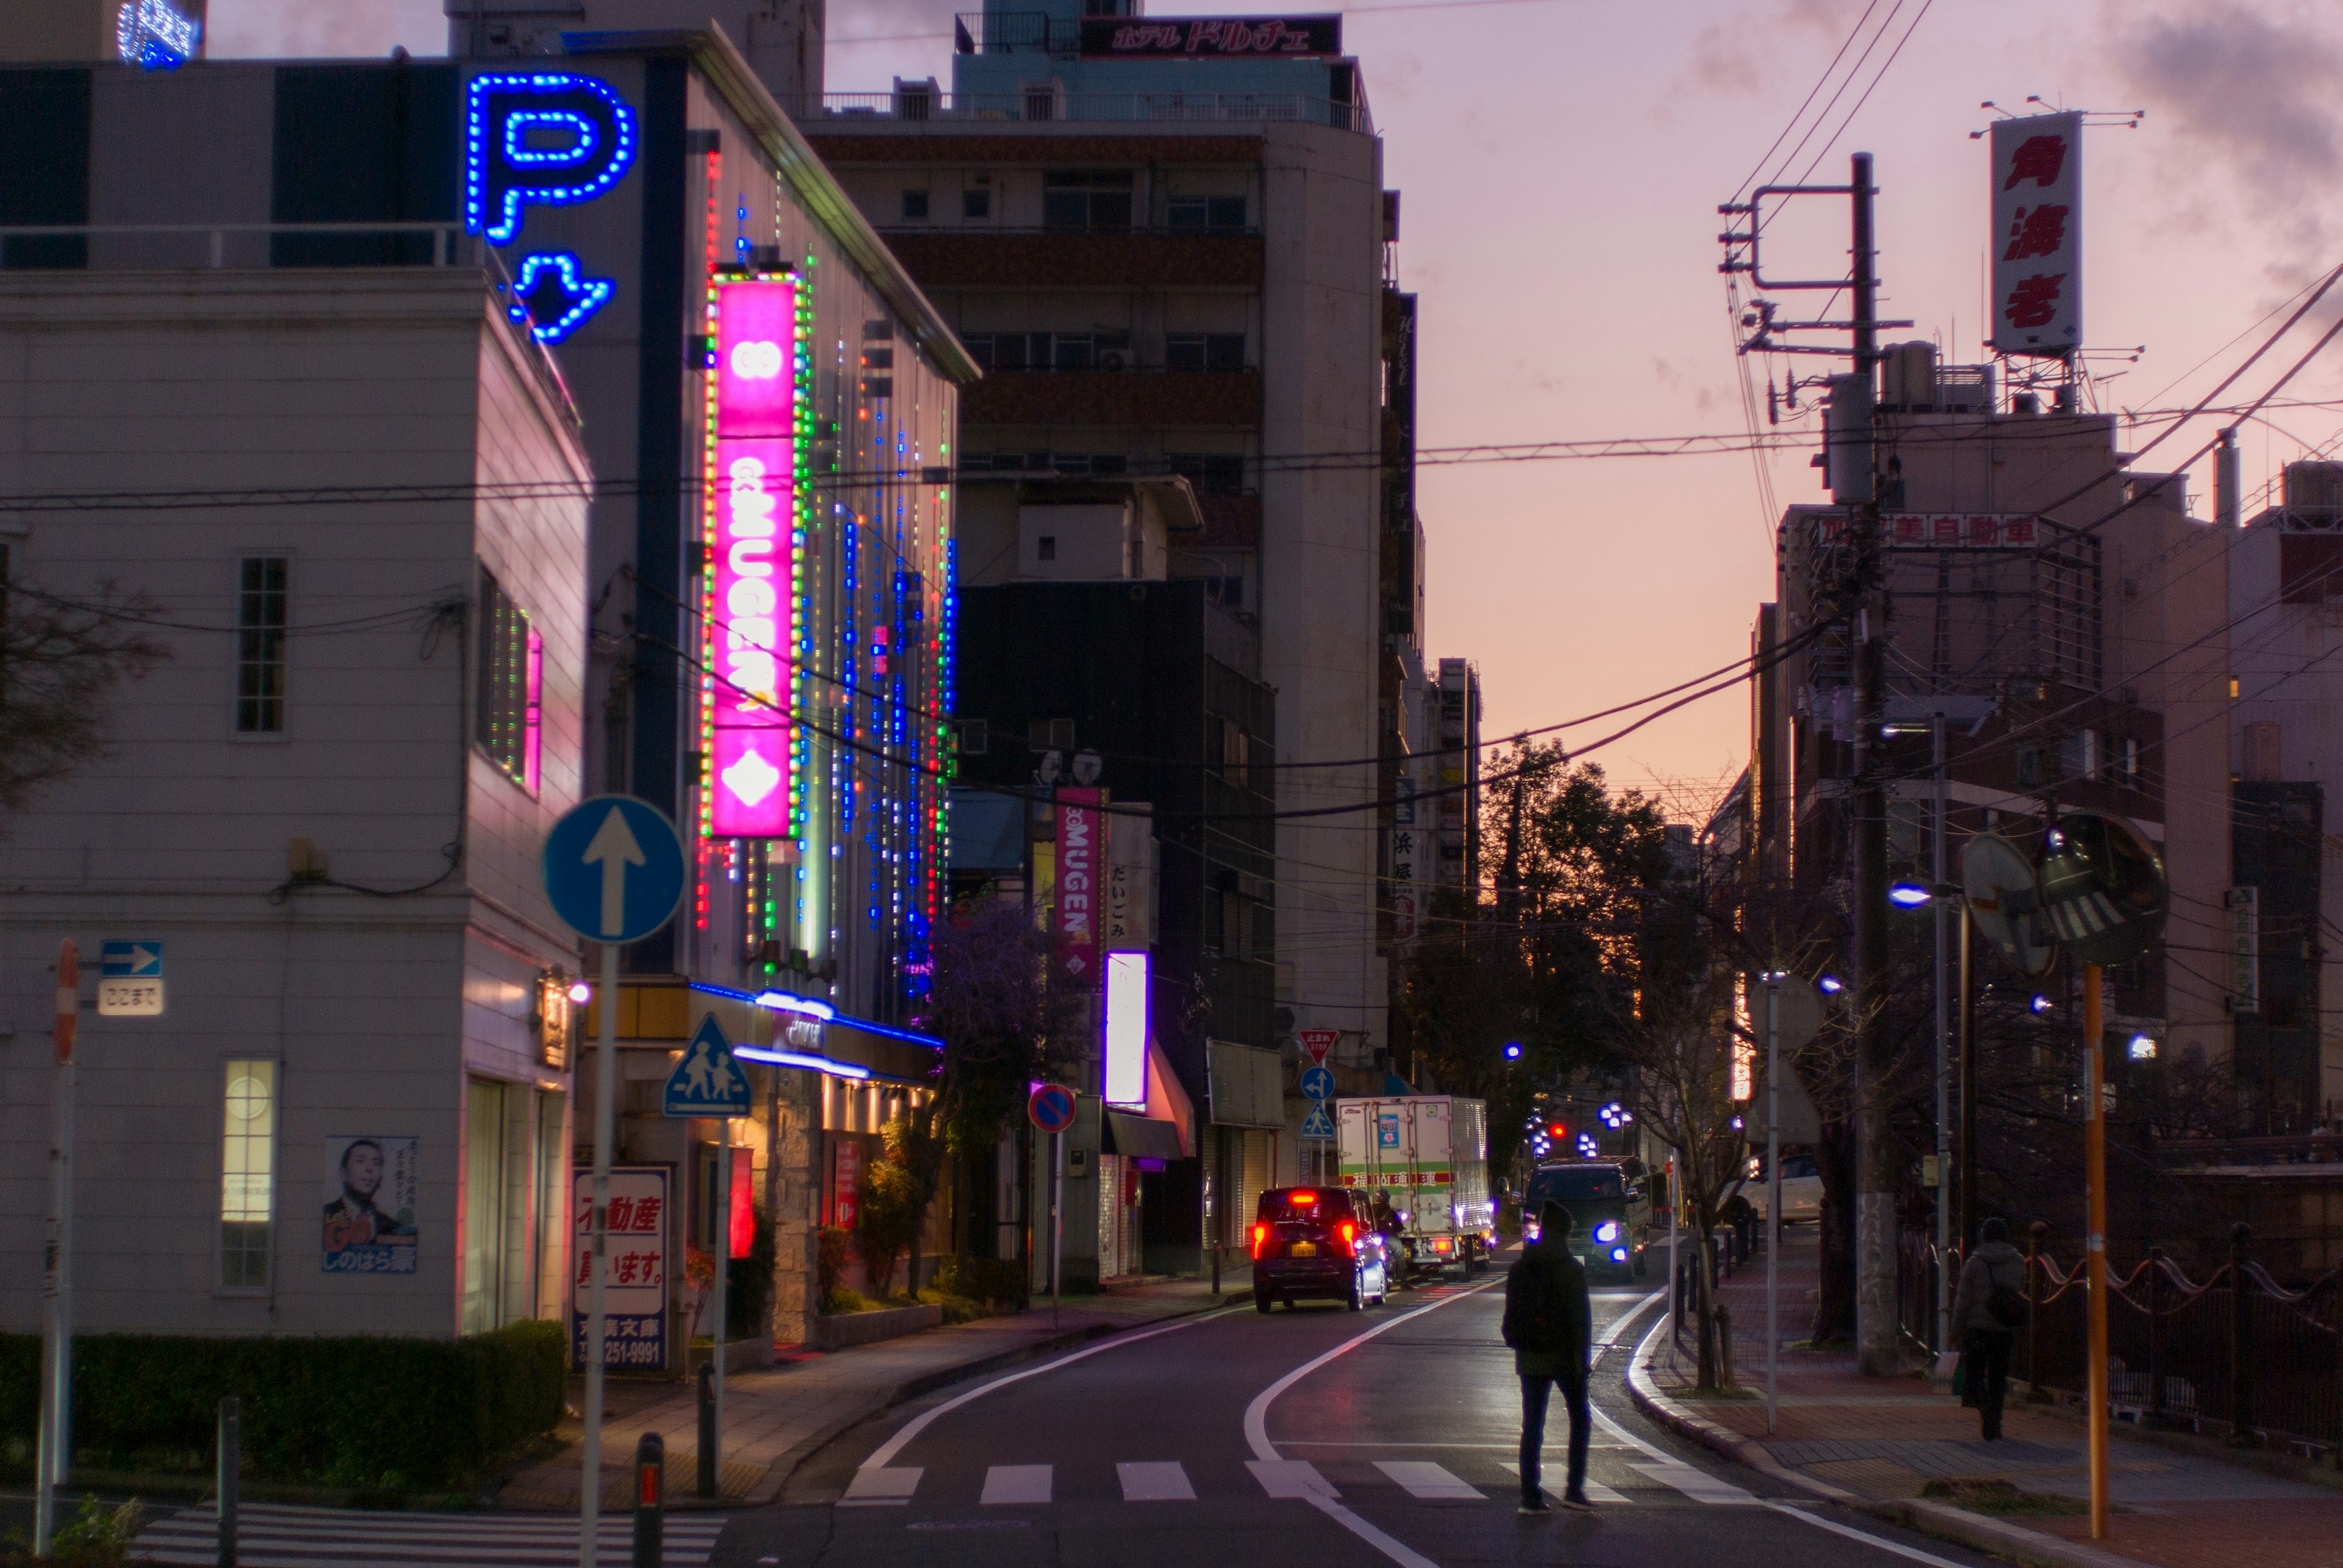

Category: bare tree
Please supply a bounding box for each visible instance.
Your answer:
[0,580,167,822]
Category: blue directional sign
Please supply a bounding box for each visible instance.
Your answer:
[1300,1065,1336,1102]
[1300,1105,1335,1140]
[665,1013,753,1117]
[542,796,686,944]
[99,941,162,977]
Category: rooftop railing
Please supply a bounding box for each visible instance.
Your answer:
[796,88,1371,134]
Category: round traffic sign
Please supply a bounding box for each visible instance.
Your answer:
[1300,1065,1335,1101]
[541,796,687,944]
[1029,1083,1076,1134]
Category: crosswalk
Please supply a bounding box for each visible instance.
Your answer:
[840,1453,1740,1510]
[132,1502,728,1567]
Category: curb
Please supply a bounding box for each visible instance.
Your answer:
[1622,1312,2145,1568]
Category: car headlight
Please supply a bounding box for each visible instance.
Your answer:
[1611,1247,1628,1262]
[1525,1221,1540,1240]
[1594,1220,1621,1244]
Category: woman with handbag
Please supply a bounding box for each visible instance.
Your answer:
[1949,1217,2030,1440]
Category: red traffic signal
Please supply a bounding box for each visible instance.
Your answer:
[1547,1122,1567,1140]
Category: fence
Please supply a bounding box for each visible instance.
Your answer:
[1901,1223,2343,1460]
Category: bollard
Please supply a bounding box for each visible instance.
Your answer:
[2026,1221,2047,1400]
[632,1431,663,1568]
[2231,1222,2259,1448]
[215,1395,239,1568]
[696,1362,716,1499]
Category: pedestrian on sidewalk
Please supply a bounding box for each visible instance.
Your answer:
[1949,1217,2028,1441]
[1503,1200,1592,1516]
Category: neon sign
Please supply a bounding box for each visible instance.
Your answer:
[117,0,199,69]
[464,74,639,246]
[705,275,801,839]
[507,253,614,344]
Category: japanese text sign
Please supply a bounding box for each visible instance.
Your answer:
[1991,111,2082,358]
[572,1165,669,1370]
[1056,788,1102,988]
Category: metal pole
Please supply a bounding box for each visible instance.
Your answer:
[582,942,619,1568]
[1932,715,1951,1354]
[1668,1159,1679,1334]
[2084,962,2109,1539]
[1959,910,1976,1259]
[1766,974,1781,1437]
[38,938,77,1558]
[216,1396,239,1568]
[1050,1128,1065,1331]
[630,1431,663,1568]
[711,1122,727,1494]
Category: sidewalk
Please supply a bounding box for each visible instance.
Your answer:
[1629,1233,2343,1568]
[496,1278,1233,1512]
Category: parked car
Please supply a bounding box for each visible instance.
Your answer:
[1521,1160,1653,1280]
[1251,1187,1392,1312]
[1744,1152,1823,1224]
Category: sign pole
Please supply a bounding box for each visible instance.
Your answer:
[711,1121,728,1489]
[1051,1129,1064,1332]
[2084,961,2109,1539]
[581,939,617,1568]
[37,939,78,1558]
[1765,974,1780,1438]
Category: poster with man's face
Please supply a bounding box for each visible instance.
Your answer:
[322,1135,419,1273]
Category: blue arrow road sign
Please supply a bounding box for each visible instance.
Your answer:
[1300,1105,1335,1140]
[1300,1065,1335,1101]
[542,796,686,944]
[665,1013,753,1117]
[99,941,162,977]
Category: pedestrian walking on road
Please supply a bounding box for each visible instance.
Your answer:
[1503,1200,1593,1516]
[1949,1217,2029,1441]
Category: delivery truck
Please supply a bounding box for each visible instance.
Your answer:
[1334,1096,1492,1279]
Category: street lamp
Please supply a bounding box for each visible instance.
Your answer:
[1504,1042,1523,1060]
[1888,882,1934,907]
[1818,975,1843,994]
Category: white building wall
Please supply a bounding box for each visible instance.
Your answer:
[0,268,591,1337]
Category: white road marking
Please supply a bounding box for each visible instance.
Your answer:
[840,1467,923,1506]
[1495,1462,1631,1504]
[981,1464,1053,1505]
[1376,1461,1484,1500]
[1630,1460,1758,1504]
[1249,1459,1340,1499]
[1117,1461,1197,1501]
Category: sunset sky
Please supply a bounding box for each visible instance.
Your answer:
[214,0,2343,803]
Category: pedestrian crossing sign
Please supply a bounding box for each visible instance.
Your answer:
[663,1013,752,1117]
[1301,1105,1335,1140]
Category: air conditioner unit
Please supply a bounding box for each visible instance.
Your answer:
[1096,348,1129,371]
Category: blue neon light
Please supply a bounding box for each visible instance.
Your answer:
[503,110,599,168]
[118,0,199,69]
[464,73,639,246]
[507,251,614,343]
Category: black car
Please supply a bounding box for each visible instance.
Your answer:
[1522,1160,1652,1280]
[1251,1187,1392,1312]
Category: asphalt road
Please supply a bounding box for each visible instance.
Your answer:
[712,1258,2010,1568]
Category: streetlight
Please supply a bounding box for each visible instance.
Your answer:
[1885,877,1963,1356]
[1505,1042,1523,1060]
[1818,975,1843,994]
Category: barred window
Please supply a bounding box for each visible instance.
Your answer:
[475,567,542,793]
[236,557,288,733]
[220,1060,276,1290]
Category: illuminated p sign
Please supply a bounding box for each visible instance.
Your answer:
[464,73,638,246]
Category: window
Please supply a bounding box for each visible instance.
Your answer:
[1043,169,1134,232]
[1166,333,1246,373]
[1168,452,1247,497]
[475,567,542,793]
[963,187,991,220]
[1168,195,1247,232]
[961,331,1129,372]
[236,556,289,733]
[1038,536,1057,561]
[962,451,1126,476]
[899,188,930,220]
[220,1060,278,1290]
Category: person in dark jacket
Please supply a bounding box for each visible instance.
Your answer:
[1948,1217,2028,1440]
[1502,1201,1593,1514]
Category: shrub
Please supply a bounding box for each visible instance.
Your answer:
[727,1204,776,1339]
[934,1254,1024,1307]
[0,1321,563,1489]
[914,1289,990,1325]
[815,1226,853,1306]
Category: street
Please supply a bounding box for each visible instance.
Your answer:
[715,1262,2001,1568]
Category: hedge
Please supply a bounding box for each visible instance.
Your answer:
[0,1320,564,1491]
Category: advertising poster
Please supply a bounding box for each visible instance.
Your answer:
[1989,110,2082,357]
[1055,788,1101,988]
[322,1135,419,1274]
[833,1138,862,1229]
[570,1166,669,1370]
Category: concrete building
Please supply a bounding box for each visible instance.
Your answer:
[0,24,974,1350]
[799,0,1402,1096]
[0,267,592,1337]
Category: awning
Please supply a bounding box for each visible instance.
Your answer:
[1104,1111,1186,1162]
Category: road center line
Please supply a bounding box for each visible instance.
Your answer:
[1243,1279,1502,1568]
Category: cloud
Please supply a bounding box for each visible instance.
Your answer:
[206,0,447,59]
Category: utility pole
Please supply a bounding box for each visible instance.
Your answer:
[1931,713,1951,1356]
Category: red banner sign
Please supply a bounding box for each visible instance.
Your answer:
[1056,788,1102,988]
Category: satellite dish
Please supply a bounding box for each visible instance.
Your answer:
[1071,747,1104,786]
[1036,750,1064,784]
[2036,810,2168,968]
[1962,832,2057,979]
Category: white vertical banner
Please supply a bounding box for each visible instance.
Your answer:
[1990,110,2082,357]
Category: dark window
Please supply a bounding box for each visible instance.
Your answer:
[1168,195,1248,232]
[1526,1166,1624,1204]
[1038,536,1057,561]
[1043,168,1135,232]
[0,69,91,270]
[1167,332,1245,372]
[957,717,989,755]
[236,558,289,735]
[270,63,458,266]
[899,188,929,220]
[1168,452,1246,496]
[963,187,991,219]
[1256,1190,1352,1223]
[475,566,542,791]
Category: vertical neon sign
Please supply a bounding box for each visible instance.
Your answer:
[705,275,799,839]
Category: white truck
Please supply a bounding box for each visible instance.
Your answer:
[1334,1096,1492,1279]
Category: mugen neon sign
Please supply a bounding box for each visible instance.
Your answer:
[704,275,802,838]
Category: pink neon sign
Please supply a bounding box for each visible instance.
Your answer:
[708,277,797,838]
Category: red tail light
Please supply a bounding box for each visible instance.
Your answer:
[1251,1222,1269,1259]
[1337,1221,1356,1257]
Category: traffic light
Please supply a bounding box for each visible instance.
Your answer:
[1547,1121,1567,1140]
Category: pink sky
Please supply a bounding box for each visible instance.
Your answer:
[214,0,2343,798]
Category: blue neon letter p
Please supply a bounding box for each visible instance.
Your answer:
[465,73,638,245]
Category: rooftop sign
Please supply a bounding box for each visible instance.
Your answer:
[1079,14,1341,56]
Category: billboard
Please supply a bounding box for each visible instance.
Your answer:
[572,1165,668,1369]
[1990,111,2082,358]
[1080,15,1339,56]
[705,275,801,838]
[322,1135,419,1274]
[1056,788,1102,988]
